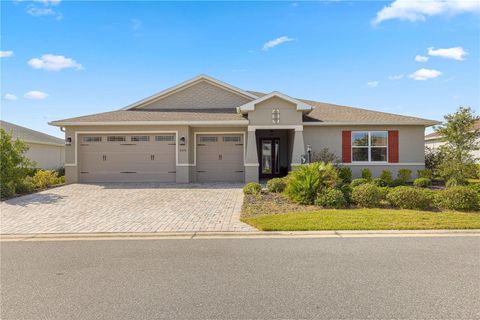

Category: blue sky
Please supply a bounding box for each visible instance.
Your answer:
[1,0,479,138]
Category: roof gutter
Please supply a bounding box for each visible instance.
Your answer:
[49,120,250,127]
[303,121,440,127]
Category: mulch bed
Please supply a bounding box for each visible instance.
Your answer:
[242,192,319,217]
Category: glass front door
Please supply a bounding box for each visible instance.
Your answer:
[260,138,280,177]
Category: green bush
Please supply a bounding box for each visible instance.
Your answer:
[350,178,368,188]
[379,170,393,185]
[361,168,372,180]
[467,183,480,194]
[390,178,406,187]
[378,186,390,199]
[386,186,432,210]
[15,176,36,194]
[446,178,467,188]
[417,169,433,179]
[243,182,262,195]
[32,170,62,189]
[285,162,339,205]
[397,169,412,183]
[372,178,387,187]
[266,178,287,193]
[351,184,383,208]
[413,178,432,188]
[1,181,16,199]
[339,184,353,204]
[315,188,347,209]
[436,186,479,211]
[337,166,352,184]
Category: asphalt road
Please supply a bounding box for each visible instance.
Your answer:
[1,236,479,319]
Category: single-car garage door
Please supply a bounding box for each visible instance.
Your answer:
[196,134,244,182]
[78,134,176,182]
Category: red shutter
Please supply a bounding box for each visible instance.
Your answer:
[388,130,399,163]
[342,131,351,163]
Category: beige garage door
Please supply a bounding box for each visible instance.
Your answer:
[196,134,244,182]
[78,134,176,182]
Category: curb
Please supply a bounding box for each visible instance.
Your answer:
[1,229,480,242]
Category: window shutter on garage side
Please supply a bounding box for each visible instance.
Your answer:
[388,130,399,163]
[342,131,351,163]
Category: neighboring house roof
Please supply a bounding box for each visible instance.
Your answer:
[50,75,438,127]
[425,119,480,140]
[1,120,64,146]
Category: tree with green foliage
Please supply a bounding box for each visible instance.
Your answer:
[0,129,35,198]
[435,107,479,184]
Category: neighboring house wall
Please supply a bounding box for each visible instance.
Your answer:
[141,81,252,110]
[426,137,480,162]
[26,143,65,170]
[304,125,426,178]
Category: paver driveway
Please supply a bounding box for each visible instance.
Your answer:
[0,183,255,234]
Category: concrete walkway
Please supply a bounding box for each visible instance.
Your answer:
[0,183,255,234]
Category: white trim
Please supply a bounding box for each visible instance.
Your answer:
[248,125,303,131]
[239,91,313,114]
[23,140,65,147]
[176,163,195,166]
[244,163,260,167]
[69,131,179,167]
[49,120,249,127]
[193,132,246,166]
[291,163,303,166]
[121,75,258,110]
[351,131,388,163]
[303,122,438,126]
[341,163,425,166]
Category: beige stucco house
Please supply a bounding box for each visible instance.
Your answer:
[50,75,437,184]
[1,120,65,170]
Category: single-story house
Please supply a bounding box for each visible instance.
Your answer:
[425,119,480,162]
[50,75,438,184]
[1,120,65,170]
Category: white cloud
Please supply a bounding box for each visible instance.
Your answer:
[24,91,49,100]
[388,74,404,80]
[367,81,379,87]
[26,6,55,16]
[415,55,429,62]
[409,68,442,80]
[428,46,467,60]
[4,94,18,101]
[0,51,14,58]
[28,54,83,71]
[373,0,480,25]
[262,36,294,51]
[33,0,61,5]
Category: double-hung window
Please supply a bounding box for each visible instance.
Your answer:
[352,131,388,162]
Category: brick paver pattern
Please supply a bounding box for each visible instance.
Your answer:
[0,183,255,234]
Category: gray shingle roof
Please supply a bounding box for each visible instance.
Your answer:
[1,120,64,145]
[50,90,438,126]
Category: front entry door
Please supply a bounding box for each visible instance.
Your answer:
[260,138,280,178]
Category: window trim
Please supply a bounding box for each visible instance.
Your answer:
[351,131,388,163]
[82,136,102,143]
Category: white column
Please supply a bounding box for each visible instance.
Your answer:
[291,128,305,168]
[244,128,259,182]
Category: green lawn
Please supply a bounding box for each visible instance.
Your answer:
[241,209,480,231]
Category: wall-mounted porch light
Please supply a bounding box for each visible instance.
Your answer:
[179,136,186,145]
[65,136,72,146]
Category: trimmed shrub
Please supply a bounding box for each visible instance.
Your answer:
[337,166,352,184]
[379,170,393,185]
[15,176,36,194]
[372,178,387,187]
[315,188,347,209]
[361,168,372,180]
[339,184,353,204]
[267,178,287,193]
[386,186,432,210]
[390,178,405,187]
[413,178,432,188]
[378,186,390,199]
[446,178,467,188]
[467,183,480,194]
[351,184,383,208]
[397,169,412,183]
[350,178,368,188]
[1,181,16,199]
[417,169,433,179]
[32,170,62,189]
[243,182,261,195]
[436,186,479,211]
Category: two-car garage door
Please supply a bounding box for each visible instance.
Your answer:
[78,134,176,182]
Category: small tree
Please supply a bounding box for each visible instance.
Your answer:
[311,148,340,164]
[435,107,479,183]
[0,129,35,198]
